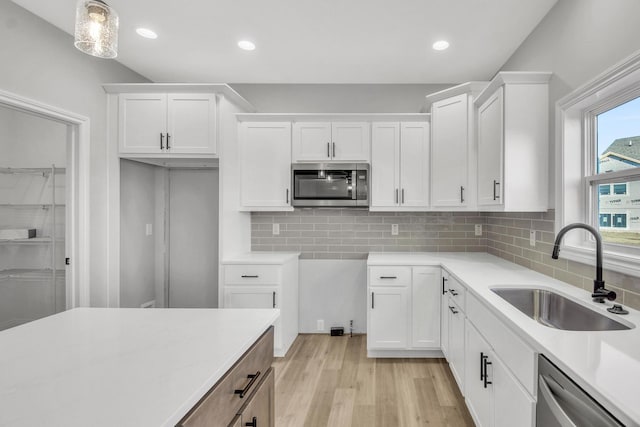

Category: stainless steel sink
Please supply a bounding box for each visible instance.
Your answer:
[491,287,631,331]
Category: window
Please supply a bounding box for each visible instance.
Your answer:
[590,96,640,247]
[613,183,627,195]
[558,51,640,277]
[613,213,627,228]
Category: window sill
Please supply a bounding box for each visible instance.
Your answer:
[560,244,640,279]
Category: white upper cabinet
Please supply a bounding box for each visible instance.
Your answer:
[239,122,292,211]
[292,122,370,162]
[475,72,551,211]
[430,93,470,207]
[370,122,429,210]
[426,82,488,210]
[119,93,217,155]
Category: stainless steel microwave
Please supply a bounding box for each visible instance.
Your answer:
[291,163,369,207]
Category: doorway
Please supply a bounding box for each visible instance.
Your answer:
[0,89,89,330]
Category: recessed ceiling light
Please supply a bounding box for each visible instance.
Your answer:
[238,40,256,51]
[136,28,158,39]
[432,40,450,51]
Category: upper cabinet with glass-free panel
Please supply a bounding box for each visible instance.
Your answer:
[474,72,552,211]
[292,121,370,162]
[119,93,217,156]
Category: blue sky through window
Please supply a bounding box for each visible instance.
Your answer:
[597,96,640,156]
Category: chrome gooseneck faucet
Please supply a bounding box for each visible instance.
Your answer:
[552,223,616,303]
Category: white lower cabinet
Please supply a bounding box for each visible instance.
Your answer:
[447,299,466,392]
[368,286,409,349]
[367,265,441,355]
[222,254,299,357]
[465,320,535,427]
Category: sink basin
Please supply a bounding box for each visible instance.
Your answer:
[491,287,631,331]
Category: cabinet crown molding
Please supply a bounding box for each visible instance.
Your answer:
[102,83,256,112]
[474,71,552,106]
[236,113,430,122]
[423,81,490,111]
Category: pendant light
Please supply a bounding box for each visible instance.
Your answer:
[74,0,119,59]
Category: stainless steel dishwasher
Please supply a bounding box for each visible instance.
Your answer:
[537,355,624,427]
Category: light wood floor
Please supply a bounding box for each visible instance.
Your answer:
[273,334,474,427]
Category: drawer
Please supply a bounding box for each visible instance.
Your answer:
[466,293,536,397]
[224,265,282,285]
[179,327,274,427]
[445,274,466,311]
[369,266,412,286]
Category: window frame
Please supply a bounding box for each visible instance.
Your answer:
[557,50,640,278]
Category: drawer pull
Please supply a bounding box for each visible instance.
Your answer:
[442,277,448,295]
[379,276,397,279]
[241,275,259,278]
[449,289,459,296]
[234,371,261,398]
[245,416,257,427]
[449,306,458,314]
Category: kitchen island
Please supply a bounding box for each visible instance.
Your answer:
[0,308,279,427]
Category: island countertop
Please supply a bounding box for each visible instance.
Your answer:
[0,307,279,427]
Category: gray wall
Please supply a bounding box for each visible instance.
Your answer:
[230,84,452,113]
[0,1,149,306]
[120,160,157,308]
[498,0,640,207]
[0,106,67,168]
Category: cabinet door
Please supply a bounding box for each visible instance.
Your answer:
[464,320,493,427]
[370,122,400,208]
[292,122,332,162]
[332,122,370,161]
[440,272,450,357]
[400,122,430,208]
[368,286,408,349]
[431,94,469,207]
[224,286,282,352]
[167,93,217,154]
[240,369,275,427]
[118,93,167,154]
[411,267,440,348]
[493,351,535,427]
[477,87,504,206]
[240,122,292,209]
[447,299,465,392]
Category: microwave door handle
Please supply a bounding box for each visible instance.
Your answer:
[352,170,357,200]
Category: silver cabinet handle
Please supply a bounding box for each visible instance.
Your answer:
[402,188,405,204]
[272,291,276,308]
[460,186,465,203]
[166,133,171,149]
[371,292,374,309]
[241,275,258,278]
[160,133,164,150]
[493,180,500,200]
[286,188,289,204]
[379,276,397,279]
[327,142,330,158]
[332,142,336,158]
[395,189,399,204]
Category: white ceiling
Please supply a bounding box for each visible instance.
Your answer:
[13,0,557,84]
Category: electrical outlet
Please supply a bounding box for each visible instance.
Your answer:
[317,319,324,331]
[530,230,536,247]
[273,223,280,235]
[475,224,482,236]
[145,224,153,236]
[391,224,399,236]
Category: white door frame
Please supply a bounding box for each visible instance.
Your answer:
[0,89,91,308]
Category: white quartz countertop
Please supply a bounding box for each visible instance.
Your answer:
[0,308,279,427]
[368,252,640,426]
[222,252,300,264]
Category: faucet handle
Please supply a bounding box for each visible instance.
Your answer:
[592,287,616,302]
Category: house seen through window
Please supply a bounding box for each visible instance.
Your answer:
[594,95,640,245]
